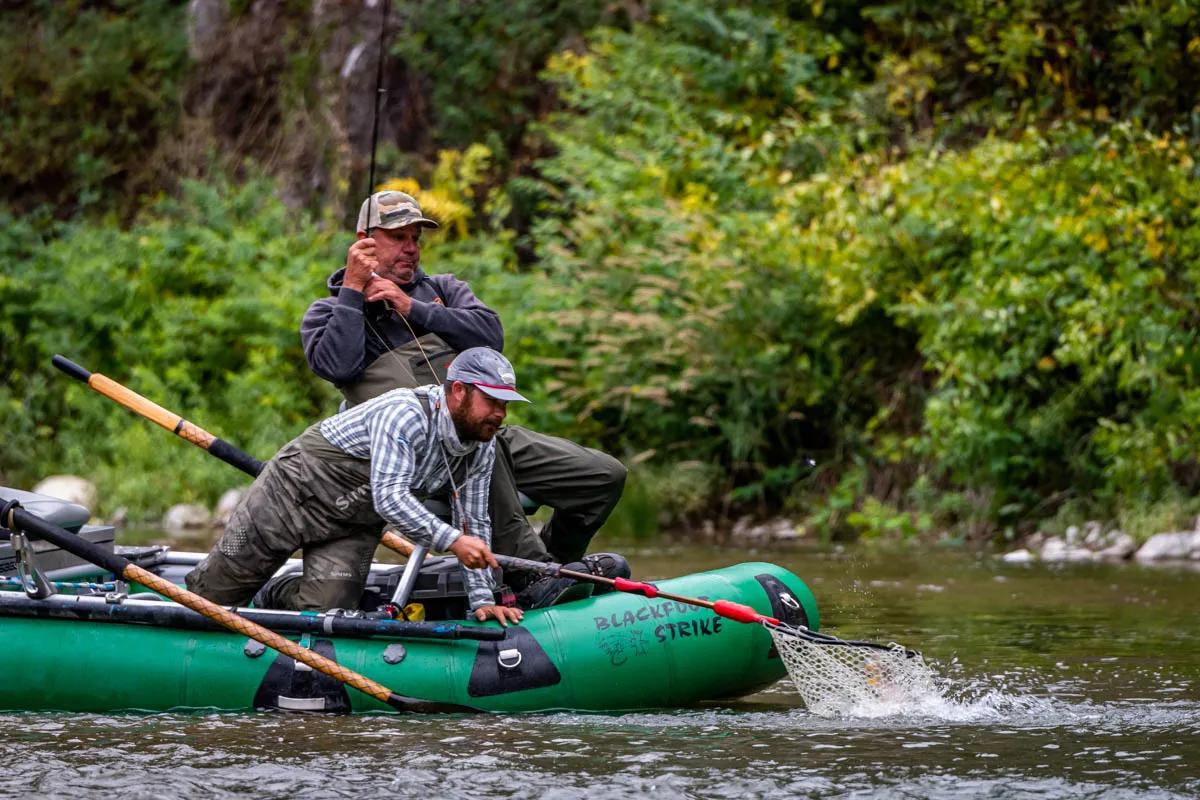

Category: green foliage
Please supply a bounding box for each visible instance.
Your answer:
[848,0,1200,136]
[0,178,344,517]
[0,0,188,217]
[5,0,1200,542]
[799,123,1200,527]
[462,1,1200,537]
[390,0,619,150]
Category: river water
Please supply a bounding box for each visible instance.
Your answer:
[2,544,1196,798]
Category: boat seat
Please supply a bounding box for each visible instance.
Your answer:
[0,486,91,533]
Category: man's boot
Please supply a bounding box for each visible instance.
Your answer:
[579,552,631,595]
[515,573,593,609]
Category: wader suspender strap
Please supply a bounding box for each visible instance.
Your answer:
[390,390,471,612]
[416,393,474,491]
[365,277,448,354]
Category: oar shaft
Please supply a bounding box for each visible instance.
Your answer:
[1,501,473,713]
[52,355,264,477]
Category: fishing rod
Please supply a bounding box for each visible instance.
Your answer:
[358,0,472,538]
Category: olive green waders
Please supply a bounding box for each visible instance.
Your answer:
[345,334,626,573]
[186,426,385,611]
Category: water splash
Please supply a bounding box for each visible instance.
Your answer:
[775,638,1075,723]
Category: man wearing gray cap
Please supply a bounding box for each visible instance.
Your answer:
[185,346,525,625]
[300,191,629,605]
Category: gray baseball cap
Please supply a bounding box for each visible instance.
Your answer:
[356,191,440,233]
[447,347,529,403]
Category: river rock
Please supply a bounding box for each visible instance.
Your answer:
[1081,521,1106,548]
[762,518,801,542]
[1134,531,1200,562]
[1001,548,1035,563]
[1040,537,1095,562]
[214,489,244,527]
[729,517,800,542]
[163,503,212,534]
[730,515,755,541]
[31,475,97,514]
[1095,531,1137,559]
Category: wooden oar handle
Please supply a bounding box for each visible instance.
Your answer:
[89,374,208,442]
[382,531,415,556]
[52,354,264,477]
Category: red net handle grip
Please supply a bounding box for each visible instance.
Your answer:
[613,577,658,597]
[713,600,779,625]
[609,581,782,627]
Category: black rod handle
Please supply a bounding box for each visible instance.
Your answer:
[52,354,92,383]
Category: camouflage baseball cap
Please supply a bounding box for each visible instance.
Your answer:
[447,347,529,403]
[356,191,440,233]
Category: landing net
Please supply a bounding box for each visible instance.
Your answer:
[769,624,938,717]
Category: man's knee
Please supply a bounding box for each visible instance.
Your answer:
[593,451,627,497]
[185,550,266,607]
[288,578,366,612]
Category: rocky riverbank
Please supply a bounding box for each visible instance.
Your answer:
[27,474,1200,563]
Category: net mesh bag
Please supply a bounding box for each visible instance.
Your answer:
[769,624,937,717]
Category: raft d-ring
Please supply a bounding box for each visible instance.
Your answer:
[497,648,523,670]
[780,592,800,610]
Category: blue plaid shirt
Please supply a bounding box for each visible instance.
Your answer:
[318,385,496,610]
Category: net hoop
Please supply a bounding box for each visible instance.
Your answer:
[767,622,937,717]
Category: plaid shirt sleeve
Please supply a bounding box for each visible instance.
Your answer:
[366,402,463,553]
[453,441,497,611]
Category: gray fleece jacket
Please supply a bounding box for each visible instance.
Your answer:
[300,267,504,387]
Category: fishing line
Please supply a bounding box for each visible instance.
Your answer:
[359,0,469,534]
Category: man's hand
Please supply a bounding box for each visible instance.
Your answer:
[364,276,414,316]
[344,238,378,292]
[449,534,499,570]
[473,604,524,626]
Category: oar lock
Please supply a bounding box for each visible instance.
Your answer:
[1,502,54,601]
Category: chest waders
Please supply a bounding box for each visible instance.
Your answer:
[341,310,627,573]
[185,396,473,612]
[341,332,456,407]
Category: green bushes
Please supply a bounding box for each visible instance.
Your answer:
[790,124,1200,534]
[4,0,1199,540]
[0,179,344,517]
[0,0,187,218]
[466,3,1200,538]
[819,0,1200,138]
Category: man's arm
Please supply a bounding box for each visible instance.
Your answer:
[366,402,464,551]
[407,274,504,352]
[300,293,371,385]
[454,443,499,611]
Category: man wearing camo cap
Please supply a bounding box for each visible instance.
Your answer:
[300,190,630,607]
[186,347,526,626]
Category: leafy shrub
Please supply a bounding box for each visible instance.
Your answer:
[0,178,344,517]
[0,0,187,217]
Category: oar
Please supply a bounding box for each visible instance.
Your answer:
[0,498,478,713]
[489,551,918,656]
[52,355,263,478]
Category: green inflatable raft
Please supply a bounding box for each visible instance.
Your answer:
[0,488,819,713]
